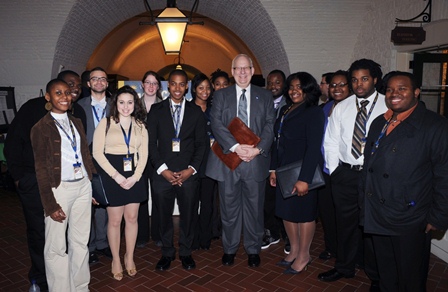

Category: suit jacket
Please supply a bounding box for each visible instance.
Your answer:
[270,103,325,184]
[30,113,95,216]
[360,102,448,235]
[77,95,111,145]
[206,84,276,182]
[147,98,206,177]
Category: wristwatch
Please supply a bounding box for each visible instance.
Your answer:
[257,147,264,155]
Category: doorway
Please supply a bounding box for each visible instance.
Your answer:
[413,51,448,117]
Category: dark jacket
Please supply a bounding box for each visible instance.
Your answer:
[147,98,206,176]
[30,113,95,216]
[360,102,448,235]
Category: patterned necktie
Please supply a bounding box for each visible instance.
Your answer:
[351,99,370,159]
[238,89,248,125]
[173,104,181,133]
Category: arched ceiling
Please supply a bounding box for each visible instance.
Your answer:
[52,0,289,80]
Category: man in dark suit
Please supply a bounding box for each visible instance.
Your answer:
[77,67,112,264]
[360,71,448,291]
[148,69,206,271]
[206,54,276,267]
[4,71,86,292]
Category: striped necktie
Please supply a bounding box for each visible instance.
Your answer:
[351,100,369,159]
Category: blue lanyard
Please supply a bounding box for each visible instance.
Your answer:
[92,105,106,123]
[276,104,294,148]
[371,117,393,155]
[355,92,379,135]
[170,102,182,138]
[120,122,132,157]
[52,117,80,163]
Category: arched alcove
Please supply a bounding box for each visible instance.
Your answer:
[51,0,289,79]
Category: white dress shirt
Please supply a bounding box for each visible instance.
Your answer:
[323,91,388,174]
[91,96,107,128]
[50,112,87,180]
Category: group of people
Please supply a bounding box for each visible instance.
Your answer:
[5,53,448,292]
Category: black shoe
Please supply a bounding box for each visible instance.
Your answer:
[136,240,147,248]
[89,252,99,264]
[156,256,174,271]
[154,240,163,247]
[318,250,334,260]
[284,237,291,255]
[200,244,210,250]
[370,281,380,292]
[261,229,280,249]
[96,247,112,258]
[248,254,260,267]
[222,253,235,266]
[37,282,49,292]
[276,258,295,267]
[180,255,196,270]
[318,268,355,282]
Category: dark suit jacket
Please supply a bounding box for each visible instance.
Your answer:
[30,113,95,216]
[147,98,206,176]
[77,96,111,145]
[206,84,276,182]
[360,102,448,235]
[271,103,325,184]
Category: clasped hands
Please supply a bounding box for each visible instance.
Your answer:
[112,171,137,190]
[161,168,194,186]
[235,144,260,162]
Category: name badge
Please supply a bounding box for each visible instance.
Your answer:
[172,138,180,152]
[209,135,215,148]
[123,157,132,172]
[73,163,83,179]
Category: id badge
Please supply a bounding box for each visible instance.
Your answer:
[73,163,83,179]
[209,135,215,148]
[172,138,180,152]
[123,156,132,172]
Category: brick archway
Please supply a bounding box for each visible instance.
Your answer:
[52,0,289,78]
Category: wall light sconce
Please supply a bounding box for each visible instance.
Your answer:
[140,0,204,55]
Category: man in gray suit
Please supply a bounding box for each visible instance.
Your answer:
[77,67,112,264]
[206,54,276,267]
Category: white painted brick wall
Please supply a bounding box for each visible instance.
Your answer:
[1,0,447,108]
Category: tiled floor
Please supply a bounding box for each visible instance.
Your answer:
[1,188,447,292]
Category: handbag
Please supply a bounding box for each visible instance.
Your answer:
[91,173,109,206]
[276,160,325,199]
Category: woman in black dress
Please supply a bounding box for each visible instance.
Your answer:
[269,72,325,274]
[92,86,148,280]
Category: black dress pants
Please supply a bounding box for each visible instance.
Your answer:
[317,172,337,255]
[372,230,431,292]
[193,176,217,248]
[331,165,378,280]
[16,173,47,287]
[152,175,199,257]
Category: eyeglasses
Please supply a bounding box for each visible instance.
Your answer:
[329,82,349,88]
[90,77,107,83]
[143,81,159,87]
[233,66,252,72]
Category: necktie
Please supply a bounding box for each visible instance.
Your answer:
[173,104,181,135]
[351,100,370,159]
[274,100,280,109]
[238,89,248,125]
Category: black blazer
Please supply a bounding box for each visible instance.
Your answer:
[271,103,325,184]
[147,98,207,176]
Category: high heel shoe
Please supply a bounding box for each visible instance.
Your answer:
[124,253,137,277]
[111,263,123,281]
[276,258,295,267]
[283,259,312,275]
